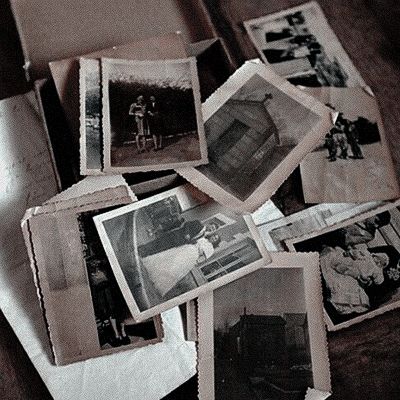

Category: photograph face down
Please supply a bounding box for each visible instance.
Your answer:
[245,2,364,88]
[78,208,160,349]
[94,186,268,319]
[212,268,313,400]
[102,58,206,172]
[290,203,400,330]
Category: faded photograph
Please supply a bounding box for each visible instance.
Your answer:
[102,58,206,172]
[95,187,267,318]
[300,87,399,203]
[197,73,320,201]
[253,199,384,251]
[244,2,364,87]
[213,267,313,400]
[290,204,400,330]
[78,209,160,349]
[80,58,103,172]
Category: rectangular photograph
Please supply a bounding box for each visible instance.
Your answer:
[177,61,333,212]
[22,197,163,365]
[93,185,270,321]
[102,57,207,173]
[300,87,399,203]
[244,1,365,87]
[79,58,103,175]
[252,198,386,251]
[197,253,331,400]
[287,201,400,331]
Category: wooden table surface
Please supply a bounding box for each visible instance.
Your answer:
[1,0,400,399]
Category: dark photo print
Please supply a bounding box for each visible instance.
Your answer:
[102,57,207,172]
[78,208,160,349]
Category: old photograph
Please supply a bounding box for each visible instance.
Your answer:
[197,253,331,400]
[93,185,270,321]
[244,1,365,87]
[287,201,400,330]
[79,58,103,174]
[177,61,332,212]
[102,57,207,173]
[253,199,385,251]
[78,208,162,350]
[22,195,164,365]
[300,87,399,203]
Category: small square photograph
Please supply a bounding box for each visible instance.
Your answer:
[287,201,400,330]
[78,208,163,350]
[79,58,103,174]
[93,185,270,321]
[300,87,399,203]
[197,253,331,400]
[244,1,365,87]
[101,57,207,173]
[177,61,332,212]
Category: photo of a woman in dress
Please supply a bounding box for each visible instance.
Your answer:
[142,234,221,297]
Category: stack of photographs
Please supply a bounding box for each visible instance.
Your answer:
[20,3,400,399]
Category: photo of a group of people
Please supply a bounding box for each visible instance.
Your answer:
[300,87,399,203]
[93,186,268,321]
[244,2,365,88]
[288,203,400,330]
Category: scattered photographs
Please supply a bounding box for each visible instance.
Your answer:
[177,61,333,212]
[93,185,270,321]
[197,253,331,400]
[287,201,400,330]
[244,1,365,87]
[102,57,208,173]
[299,87,399,203]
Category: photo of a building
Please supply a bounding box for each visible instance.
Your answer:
[198,73,320,201]
[213,268,313,400]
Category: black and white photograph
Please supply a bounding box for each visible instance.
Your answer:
[177,61,332,212]
[287,201,400,330]
[93,185,270,321]
[244,1,365,87]
[197,253,331,400]
[252,198,385,251]
[300,87,399,203]
[101,57,207,173]
[79,58,103,174]
[78,208,162,350]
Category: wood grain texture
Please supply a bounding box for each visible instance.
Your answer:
[1,0,400,399]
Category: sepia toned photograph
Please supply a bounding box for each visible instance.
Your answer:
[101,57,207,173]
[78,208,162,350]
[79,58,103,174]
[177,61,332,212]
[300,87,399,203]
[93,185,270,321]
[197,253,331,400]
[287,201,400,331]
[244,1,365,87]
